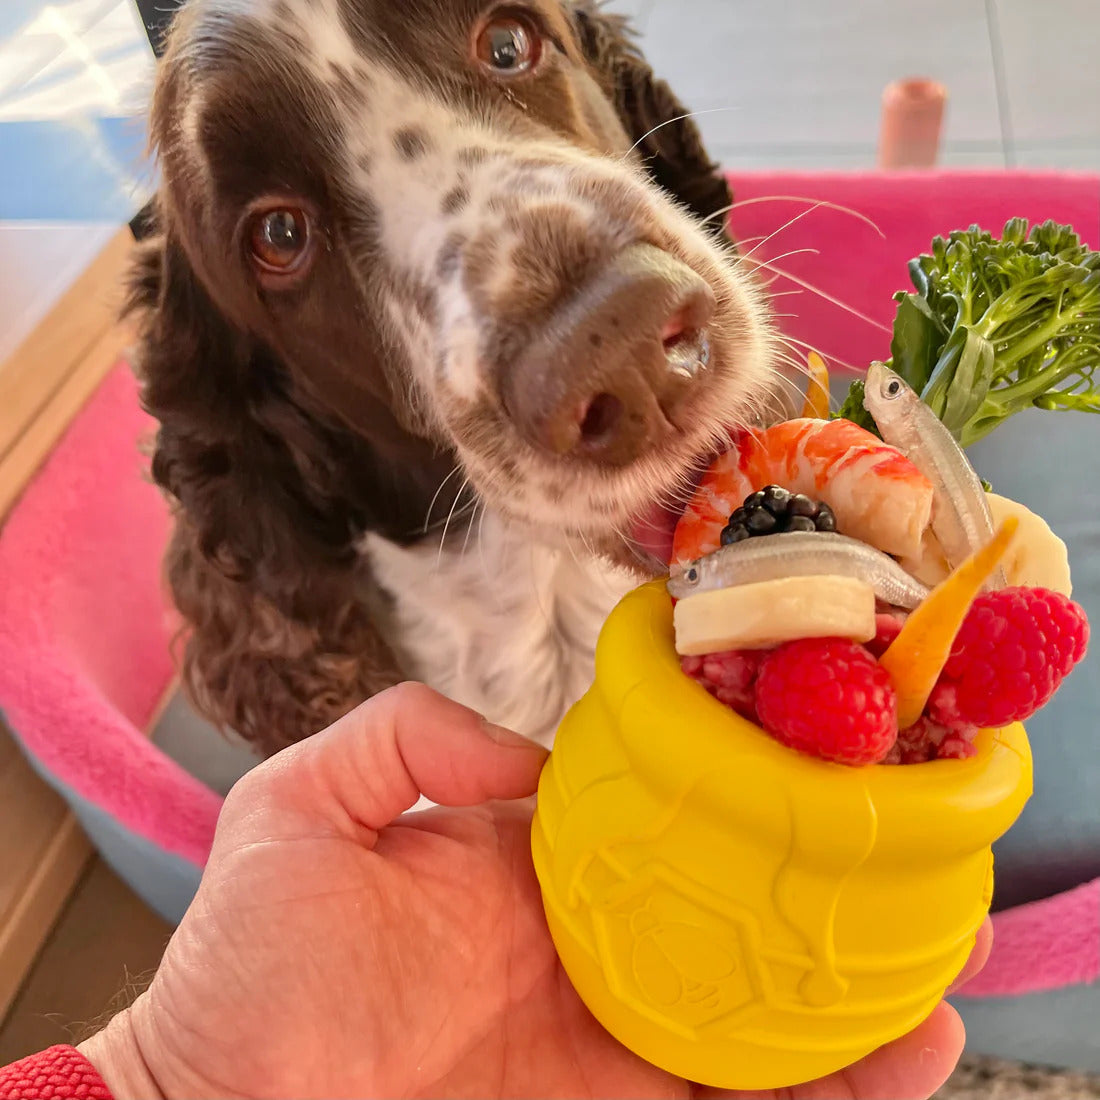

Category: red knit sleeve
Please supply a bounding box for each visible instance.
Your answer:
[0,1046,113,1100]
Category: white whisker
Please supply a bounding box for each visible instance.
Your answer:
[436,475,473,565]
[773,351,814,377]
[739,203,832,263]
[747,245,820,267]
[729,233,769,248]
[461,494,483,559]
[564,533,585,574]
[424,496,477,535]
[476,501,491,581]
[779,333,862,374]
[743,256,892,335]
[771,364,814,400]
[623,107,744,158]
[422,465,467,532]
[722,194,886,238]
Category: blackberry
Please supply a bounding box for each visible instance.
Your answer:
[720,485,837,544]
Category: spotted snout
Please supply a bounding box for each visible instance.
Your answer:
[498,243,716,467]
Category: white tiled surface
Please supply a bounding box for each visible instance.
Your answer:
[606,0,1100,172]
[1015,143,1100,171]
[993,0,1100,151]
[643,0,1000,148]
[1,0,1097,192]
[608,0,658,19]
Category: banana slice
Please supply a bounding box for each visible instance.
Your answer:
[987,493,1072,596]
[673,575,877,656]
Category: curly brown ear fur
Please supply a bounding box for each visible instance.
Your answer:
[162,518,399,756]
[572,1,734,243]
[126,223,406,753]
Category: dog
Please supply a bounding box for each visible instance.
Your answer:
[127,0,779,756]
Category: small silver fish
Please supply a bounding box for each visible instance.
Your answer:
[862,361,1006,586]
[668,531,930,608]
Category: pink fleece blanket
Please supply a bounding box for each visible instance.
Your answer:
[725,170,1100,375]
[0,170,1096,994]
[0,367,220,868]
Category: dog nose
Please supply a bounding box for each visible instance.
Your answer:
[503,244,716,467]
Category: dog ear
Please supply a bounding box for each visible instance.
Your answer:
[126,223,413,750]
[571,1,734,242]
[126,221,370,622]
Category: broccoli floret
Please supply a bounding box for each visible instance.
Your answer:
[835,378,877,434]
[839,219,1100,445]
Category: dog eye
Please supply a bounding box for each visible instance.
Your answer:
[247,206,312,277]
[475,12,542,74]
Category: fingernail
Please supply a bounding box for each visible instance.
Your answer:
[481,718,546,752]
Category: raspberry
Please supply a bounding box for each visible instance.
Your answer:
[866,612,905,658]
[897,715,947,755]
[895,715,978,762]
[929,586,1089,728]
[754,638,898,765]
[938,732,979,760]
[682,649,762,722]
[925,681,968,730]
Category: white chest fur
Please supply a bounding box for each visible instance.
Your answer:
[362,514,636,746]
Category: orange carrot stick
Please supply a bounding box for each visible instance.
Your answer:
[801,352,831,420]
[881,517,1018,729]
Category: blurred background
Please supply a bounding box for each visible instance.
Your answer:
[2,0,1099,357]
[619,0,1100,172]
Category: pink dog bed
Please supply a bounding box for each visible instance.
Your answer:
[0,366,221,868]
[0,170,1097,1058]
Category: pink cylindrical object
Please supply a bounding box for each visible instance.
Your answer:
[878,78,947,170]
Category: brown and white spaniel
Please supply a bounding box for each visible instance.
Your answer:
[128,0,778,755]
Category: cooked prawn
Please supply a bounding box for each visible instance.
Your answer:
[671,418,934,567]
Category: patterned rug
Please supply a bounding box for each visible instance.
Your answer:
[938,1055,1100,1099]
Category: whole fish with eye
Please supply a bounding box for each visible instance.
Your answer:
[863,361,1007,589]
[668,531,930,609]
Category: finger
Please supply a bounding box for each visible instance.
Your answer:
[701,923,992,1100]
[947,917,993,994]
[827,1002,965,1100]
[243,682,549,841]
[699,1002,965,1100]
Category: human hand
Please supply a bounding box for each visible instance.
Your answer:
[80,683,988,1099]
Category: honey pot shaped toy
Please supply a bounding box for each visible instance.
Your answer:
[531,580,1032,1090]
[531,357,1092,1089]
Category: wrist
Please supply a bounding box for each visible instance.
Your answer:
[78,1002,164,1100]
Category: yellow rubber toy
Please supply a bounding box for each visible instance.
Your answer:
[531,581,1033,1091]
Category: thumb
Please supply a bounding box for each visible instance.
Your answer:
[233,683,549,843]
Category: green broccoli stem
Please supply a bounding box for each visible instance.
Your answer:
[985,303,1090,372]
[959,348,1099,445]
[913,291,1099,444]
[846,220,1100,444]
[1037,391,1100,411]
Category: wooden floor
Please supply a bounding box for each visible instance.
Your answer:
[0,859,170,1064]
